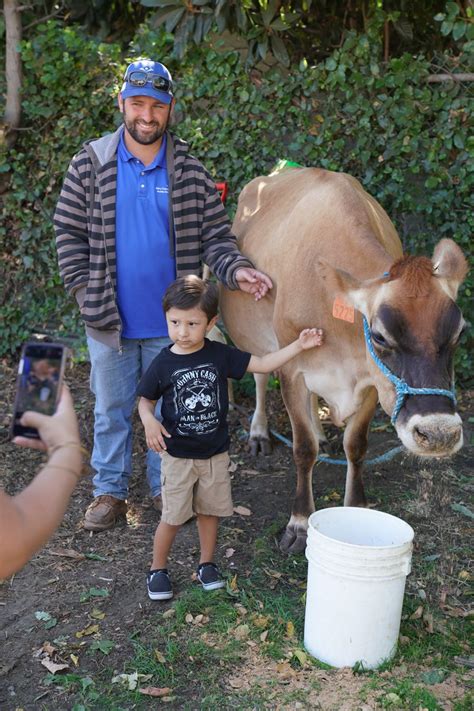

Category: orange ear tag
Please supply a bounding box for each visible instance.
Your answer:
[332,297,355,323]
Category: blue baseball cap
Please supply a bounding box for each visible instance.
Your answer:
[120,58,174,104]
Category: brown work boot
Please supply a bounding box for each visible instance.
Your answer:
[152,495,163,513]
[83,495,127,532]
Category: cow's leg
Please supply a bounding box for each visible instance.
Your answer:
[249,372,272,455]
[342,387,378,506]
[279,372,316,554]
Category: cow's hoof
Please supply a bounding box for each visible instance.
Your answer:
[279,526,307,554]
[249,436,272,456]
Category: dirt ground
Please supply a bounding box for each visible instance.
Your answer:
[0,359,472,710]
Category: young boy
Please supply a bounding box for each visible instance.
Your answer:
[137,275,324,600]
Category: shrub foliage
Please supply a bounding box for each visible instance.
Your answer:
[1,13,472,382]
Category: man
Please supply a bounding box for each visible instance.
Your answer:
[54,58,272,532]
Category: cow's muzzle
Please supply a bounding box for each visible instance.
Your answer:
[397,413,463,458]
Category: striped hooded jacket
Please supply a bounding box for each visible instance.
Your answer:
[54,126,254,350]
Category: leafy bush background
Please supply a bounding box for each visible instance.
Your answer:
[1,16,472,383]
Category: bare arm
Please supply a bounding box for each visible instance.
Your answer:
[247,328,324,374]
[0,385,83,578]
[138,397,171,454]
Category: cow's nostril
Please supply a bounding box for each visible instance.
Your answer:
[412,422,462,453]
[414,426,431,447]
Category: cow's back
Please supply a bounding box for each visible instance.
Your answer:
[234,168,401,275]
[220,168,403,361]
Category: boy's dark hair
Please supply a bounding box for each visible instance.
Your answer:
[162,276,219,322]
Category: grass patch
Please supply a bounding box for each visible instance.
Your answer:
[42,518,470,709]
[380,679,443,709]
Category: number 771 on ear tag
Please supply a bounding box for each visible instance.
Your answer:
[332,297,355,323]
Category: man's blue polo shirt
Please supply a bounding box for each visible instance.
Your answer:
[115,132,176,338]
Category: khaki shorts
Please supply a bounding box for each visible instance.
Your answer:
[160,451,234,525]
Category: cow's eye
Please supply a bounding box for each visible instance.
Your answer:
[371,331,389,348]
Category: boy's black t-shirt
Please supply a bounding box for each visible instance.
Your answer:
[137,338,251,459]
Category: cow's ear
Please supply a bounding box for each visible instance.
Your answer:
[315,258,371,315]
[432,239,468,300]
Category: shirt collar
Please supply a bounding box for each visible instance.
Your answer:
[118,132,167,170]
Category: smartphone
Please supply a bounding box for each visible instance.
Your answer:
[11,341,68,439]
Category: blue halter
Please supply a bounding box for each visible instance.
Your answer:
[362,316,456,425]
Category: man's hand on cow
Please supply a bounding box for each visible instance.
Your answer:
[235,268,273,301]
[298,328,324,350]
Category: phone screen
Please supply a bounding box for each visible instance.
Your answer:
[11,342,66,439]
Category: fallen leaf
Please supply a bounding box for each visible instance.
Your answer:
[421,669,449,685]
[112,672,152,691]
[286,621,295,638]
[163,608,175,619]
[228,574,238,591]
[34,611,58,629]
[453,655,474,668]
[40,659,69,674]
[70,654,79,666]
[225,548,235,558]
[233,624,249,640]
[260,630,269,642]
[48,548,85,561]
[458,570,471,581]
[138,686,172,697]
[80,587,109,603]
[228,679,244,689]
[276,661,295,679]
[450,503,474,520]
[410,605,424,620]
[293,649,307,666]
[253,614,270,628]
[90,639,114,655]
[233,505,252,516]
[185,613,194,624]
[441,604,470,618]
[84,552,108,561]
[154,650,166,664]
[35,611,52,622]
[423,611,434,633]
[90,608,105,620]
[76,624,99,638]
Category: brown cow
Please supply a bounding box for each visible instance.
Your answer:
[220,168,467,553]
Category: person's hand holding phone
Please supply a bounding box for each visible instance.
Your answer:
[13,384,80,453]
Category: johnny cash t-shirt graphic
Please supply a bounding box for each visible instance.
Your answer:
[173,364,219,435]
[136,339,252,458]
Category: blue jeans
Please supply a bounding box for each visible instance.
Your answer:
[87,336,171,500]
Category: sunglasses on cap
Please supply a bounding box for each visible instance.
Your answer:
[124,70,173,94]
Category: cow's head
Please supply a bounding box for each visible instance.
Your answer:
[321,239,468,458]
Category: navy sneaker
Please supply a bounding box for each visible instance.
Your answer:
[147,569,173,600]
[197,562,225,591]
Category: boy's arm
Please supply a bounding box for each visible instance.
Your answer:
[138,397,171,453]
[247,328,323,374]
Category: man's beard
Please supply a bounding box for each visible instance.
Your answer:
[123,107,170,145]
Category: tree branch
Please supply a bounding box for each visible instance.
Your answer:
[427,73,474,83]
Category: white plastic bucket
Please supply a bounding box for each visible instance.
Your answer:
[304,507,414,669]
